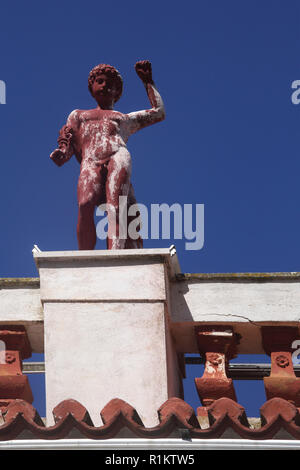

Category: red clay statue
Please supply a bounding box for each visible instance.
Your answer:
[50,60,165,250]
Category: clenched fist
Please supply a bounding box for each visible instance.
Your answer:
[135,60,153,84]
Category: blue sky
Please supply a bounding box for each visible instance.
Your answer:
[1,0,299,419]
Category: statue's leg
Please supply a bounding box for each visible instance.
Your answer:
[77,164,104,250]
[125,184,143,249]
[106,148,132,249]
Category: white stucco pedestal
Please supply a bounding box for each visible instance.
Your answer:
[33,247,182,427]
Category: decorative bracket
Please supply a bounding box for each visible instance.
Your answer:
[0,326,33,410]
[194,326,239,407]
[262,326,300,406]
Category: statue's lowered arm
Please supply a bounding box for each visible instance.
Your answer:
[50,110,79,167]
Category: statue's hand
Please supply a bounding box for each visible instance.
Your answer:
[50,148,67,167]
[135,60,153,84]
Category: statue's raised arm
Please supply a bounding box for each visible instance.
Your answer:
[127,60,165,134]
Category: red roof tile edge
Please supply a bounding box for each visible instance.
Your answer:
[1,397,300,441]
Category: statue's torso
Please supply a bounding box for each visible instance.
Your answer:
[73,108,130,164]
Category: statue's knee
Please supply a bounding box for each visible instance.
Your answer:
[106,203,122,220]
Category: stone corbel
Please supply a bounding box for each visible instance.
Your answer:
[0,325,33,410]
[194,326,239,407]
[262,326,300,406]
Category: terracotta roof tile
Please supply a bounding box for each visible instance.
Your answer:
[1,397,300,440]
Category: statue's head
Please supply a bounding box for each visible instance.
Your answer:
[88,64,123,106]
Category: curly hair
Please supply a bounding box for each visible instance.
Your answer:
[88,64,123,103]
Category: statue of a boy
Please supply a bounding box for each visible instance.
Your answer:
[50,60,165,249]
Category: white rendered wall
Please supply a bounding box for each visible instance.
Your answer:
[44,301,168,427]
[0,282,43,352]
[35,249,182,427]
[170,277,300,353]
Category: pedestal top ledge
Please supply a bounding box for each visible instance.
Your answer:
[33,246,181,303]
